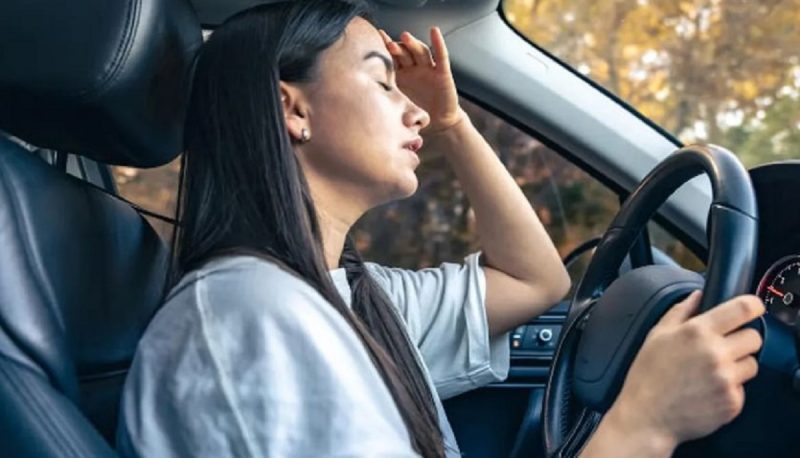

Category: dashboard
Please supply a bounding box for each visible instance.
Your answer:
[751,161,800,327]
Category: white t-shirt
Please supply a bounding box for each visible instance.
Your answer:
[117,253,510,457]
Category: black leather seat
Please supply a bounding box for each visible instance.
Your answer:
[0,1,201,456]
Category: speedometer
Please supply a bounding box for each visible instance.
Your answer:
[756,255,800,326]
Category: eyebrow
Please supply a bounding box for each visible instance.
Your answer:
[363,51,395,74]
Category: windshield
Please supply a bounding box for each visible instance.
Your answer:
[502,0,800,168]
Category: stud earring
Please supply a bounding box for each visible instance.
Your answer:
[301,128,311,143]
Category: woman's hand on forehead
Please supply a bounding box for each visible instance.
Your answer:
[379,27,465,134]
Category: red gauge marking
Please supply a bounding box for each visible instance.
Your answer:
[768,285,785,298]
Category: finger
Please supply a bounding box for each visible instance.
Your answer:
[724,327,763,359]
[400,31,435,67]
[378,29,393,45]
[692,295,765,335]
[726,384,746,419]
[430,26,451,75]
[386,41,414,69]
[732,355,759,384]
[377,29,402,68]
[657,290,702,326]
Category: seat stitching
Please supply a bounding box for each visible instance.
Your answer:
[77,0,139,100]
[0,357,84,456]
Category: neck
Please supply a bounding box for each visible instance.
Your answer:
[317,206,356,270]
[300,167,373,270]
[309,180,369,269]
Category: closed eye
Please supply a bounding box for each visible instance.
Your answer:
[378,81,394,92]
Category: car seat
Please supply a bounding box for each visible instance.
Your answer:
[0,0,201,455]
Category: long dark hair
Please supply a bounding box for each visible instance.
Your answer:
[173,1,445,456]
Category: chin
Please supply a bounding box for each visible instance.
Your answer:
[379,174,419,203]
[396,173,419,198]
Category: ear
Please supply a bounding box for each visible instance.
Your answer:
[279,82,310,143]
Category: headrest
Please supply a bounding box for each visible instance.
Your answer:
[0,0,202,167]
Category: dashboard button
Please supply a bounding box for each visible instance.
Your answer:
[512,324,564,351]
[510,325,526,349]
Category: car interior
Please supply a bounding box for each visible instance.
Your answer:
[1,0,799,457]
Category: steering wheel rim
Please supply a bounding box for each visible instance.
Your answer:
[542,144,759,457]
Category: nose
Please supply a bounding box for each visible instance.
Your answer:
[403,100,430,132]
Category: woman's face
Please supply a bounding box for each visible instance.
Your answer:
[283,17,430,214]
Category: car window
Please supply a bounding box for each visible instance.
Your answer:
[113,158,181,241]
[502,0,800,168]
[649,222,704,272]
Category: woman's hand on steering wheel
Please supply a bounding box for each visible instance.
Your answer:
[585,291,765,457]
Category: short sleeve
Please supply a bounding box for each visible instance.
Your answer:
[365,252,510,400]
[117,258,418,458]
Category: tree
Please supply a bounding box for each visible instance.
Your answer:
[504,0,800,166]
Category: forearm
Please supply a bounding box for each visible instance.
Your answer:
[580,405,676,458]
[423,110,570,305]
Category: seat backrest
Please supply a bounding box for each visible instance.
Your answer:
[0,1,201,455]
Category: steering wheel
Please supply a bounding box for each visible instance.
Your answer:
[542,144,759,457]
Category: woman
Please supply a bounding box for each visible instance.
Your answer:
[117,1,765,457]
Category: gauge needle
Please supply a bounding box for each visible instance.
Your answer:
[768,286,785,297]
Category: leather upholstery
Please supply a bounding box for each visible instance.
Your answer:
[0,0,202,167]
[0,135,169,441]
[0,0,201,455]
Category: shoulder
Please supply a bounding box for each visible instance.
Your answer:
[121,256,416,456]
[170,255,333,320]
[139,255,351,359]
[132,255,374,387]
[173,255,318,303]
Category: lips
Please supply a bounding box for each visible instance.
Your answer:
[402,137,423,153]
